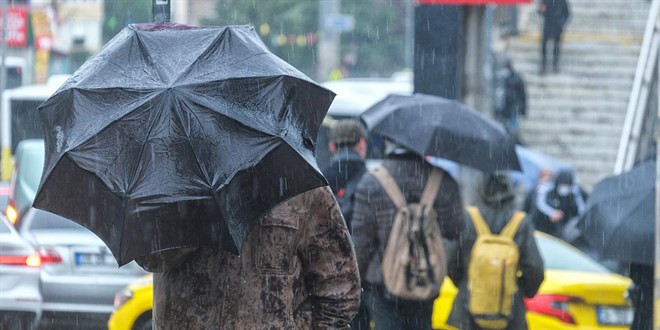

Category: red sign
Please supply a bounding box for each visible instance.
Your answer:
[0,6,28,48]
[417,0,531,4]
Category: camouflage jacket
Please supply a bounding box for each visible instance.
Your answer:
[149,186,361,330]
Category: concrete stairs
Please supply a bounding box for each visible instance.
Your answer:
[503,0,651,188]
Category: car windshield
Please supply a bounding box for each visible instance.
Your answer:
[29,210,86,231]
[536,234,610,274]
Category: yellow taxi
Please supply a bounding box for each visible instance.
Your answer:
[433,232,633,329]
[108,275,153,330]
[109,233,633,330]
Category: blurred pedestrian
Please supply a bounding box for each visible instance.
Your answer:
[447,173,544,330]
[521,167,555,213]
[322,119,368,232]
[140,187,361,329]
[532,169,585,238]
[351,141,464,330]
[322,119,370,329]
[538,0,570,74]
[497,59,527,141]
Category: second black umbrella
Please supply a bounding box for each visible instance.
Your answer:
[361,93,521,173]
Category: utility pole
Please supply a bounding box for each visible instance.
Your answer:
[316,0,340,82]
[153,0,171,23]
[655,46,660,330]
[404,0,414,69]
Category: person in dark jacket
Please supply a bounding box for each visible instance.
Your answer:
[322,119,367,232]
[138,187,361,329]
[322,120,369,329]
[447,172,545,330]
[539,0,570,74]
[501,59,527,139]
[532,169,585,238]
[351,142,465,330]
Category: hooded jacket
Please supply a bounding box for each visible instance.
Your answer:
[447,174,545,330]
[145,186,361,329]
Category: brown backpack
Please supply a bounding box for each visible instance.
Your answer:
[371,166,447,301]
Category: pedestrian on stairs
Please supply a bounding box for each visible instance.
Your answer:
[495,59,527,142]
[538,0,571,74]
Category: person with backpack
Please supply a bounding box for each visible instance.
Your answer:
[322,119,368,232]
[447,172,544,330]
[351,141,464,330]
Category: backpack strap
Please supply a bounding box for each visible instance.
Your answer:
[466,206,491,237]
[371,167,407,209]
[500,211,526,239]
[420,168,443,208]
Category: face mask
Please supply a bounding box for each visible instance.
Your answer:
[557,184,571,196]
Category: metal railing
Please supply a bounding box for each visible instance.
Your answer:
[614,0,660,174]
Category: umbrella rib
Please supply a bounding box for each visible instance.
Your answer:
[175,52,273,84]
[134,31,167,84]
[173,102,214,189]
[123,96,169,195]
[64,89,162,153]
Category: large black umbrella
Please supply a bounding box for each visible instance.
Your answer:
[34,23,333,265]
[360,93,521,172]
[579,160,655,265]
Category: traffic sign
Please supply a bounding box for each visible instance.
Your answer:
[0,6,28,48]
[325,15,355,32]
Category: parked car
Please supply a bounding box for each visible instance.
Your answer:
[6,139,45,227]
[17,208,147,329]
[432,232,633,329]
[108,232,632,330]
[0,215,41,329]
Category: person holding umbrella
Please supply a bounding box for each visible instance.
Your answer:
[351,139,464,329]
[33,24,361,329]
[352,93,522,329]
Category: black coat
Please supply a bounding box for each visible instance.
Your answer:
[504,70,527,118]
[322,148,366,231]
[351,153,465,286]
[542,0,571,37]
[446,203,545,330]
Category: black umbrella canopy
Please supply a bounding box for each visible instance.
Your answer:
[34,23,334,265]
[361,93,521,173]
[580,160,655,265]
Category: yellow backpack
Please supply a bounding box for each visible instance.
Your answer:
[466,206,525,329]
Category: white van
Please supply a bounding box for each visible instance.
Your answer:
[0,75,70,181]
